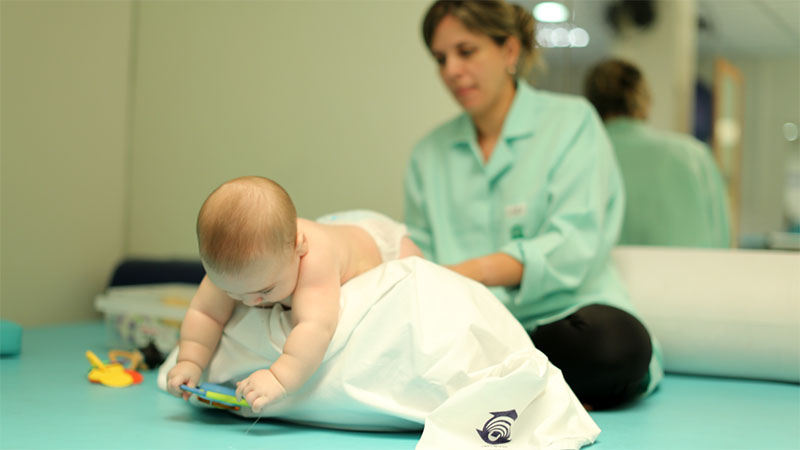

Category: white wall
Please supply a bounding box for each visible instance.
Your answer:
[697,54,800,236]
[537,0,798,242]
[731,57,800,235]
[533,1,699,134]
[0,0,456,326]
[0,1,132,326]
[610,0,698,133]
[2,1,794,327]
[126,0,457,258]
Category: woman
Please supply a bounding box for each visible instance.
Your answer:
[584,58,731,248]
[404,0,662,409]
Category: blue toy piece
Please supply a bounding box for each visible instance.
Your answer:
[0,320,23,357]
[180,383,250,411]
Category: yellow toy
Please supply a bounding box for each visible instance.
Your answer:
[108,349,148,370]
[86,350,143,388]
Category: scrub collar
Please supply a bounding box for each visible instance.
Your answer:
[450,81,538,149]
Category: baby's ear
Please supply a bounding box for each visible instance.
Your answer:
[295,231,309,256]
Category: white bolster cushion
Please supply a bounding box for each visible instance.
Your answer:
[613,246,800,383]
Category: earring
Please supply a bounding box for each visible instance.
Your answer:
[507,65,517,76]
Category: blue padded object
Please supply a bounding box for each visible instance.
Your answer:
[108,259,205,287]
[0,319,22,356]
[1,322,798,449]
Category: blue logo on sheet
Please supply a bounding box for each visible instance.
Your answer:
[476,409,518,445]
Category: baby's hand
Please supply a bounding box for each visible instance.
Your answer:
[236,369,287,413]
[166,360,202,400]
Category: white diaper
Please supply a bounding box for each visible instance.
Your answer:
[316,210,408,262]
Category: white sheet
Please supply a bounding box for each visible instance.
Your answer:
[158,257,599,449]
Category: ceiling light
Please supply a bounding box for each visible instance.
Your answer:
[535,24,592,48]
[533,2,570,23]
[568,27,590,47]
[551,27,570,47]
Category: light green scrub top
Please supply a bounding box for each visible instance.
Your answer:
[404,82,662,395]
[605,118,731,247]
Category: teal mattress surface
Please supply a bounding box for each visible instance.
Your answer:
[1,322,797,449]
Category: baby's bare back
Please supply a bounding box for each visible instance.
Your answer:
[299,219,382,285]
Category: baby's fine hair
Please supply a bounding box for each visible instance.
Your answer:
[421,0,538,79]
[197,176,297,275]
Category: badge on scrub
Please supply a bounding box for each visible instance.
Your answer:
[505,203,527,218]
[506,203,526,239]
[510,225,524,239]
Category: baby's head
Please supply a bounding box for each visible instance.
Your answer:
[197,176,305,306]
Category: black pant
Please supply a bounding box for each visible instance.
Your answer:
[530,304,652,410]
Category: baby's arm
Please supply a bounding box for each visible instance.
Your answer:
[236,260,340,412]
[166,275,235,400]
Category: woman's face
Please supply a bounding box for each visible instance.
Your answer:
[430,15,518,118]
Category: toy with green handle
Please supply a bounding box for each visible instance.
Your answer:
[180,383,250,411]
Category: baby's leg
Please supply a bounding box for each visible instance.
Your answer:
[399,236,424,259]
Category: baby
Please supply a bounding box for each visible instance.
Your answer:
[166,176,421,412]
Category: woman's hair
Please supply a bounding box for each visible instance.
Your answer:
[421,0,538,78]
[584,58,649,120]
[197,176,297,275]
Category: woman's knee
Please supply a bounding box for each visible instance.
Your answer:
[530,304,652,409]
[578,304,652,371]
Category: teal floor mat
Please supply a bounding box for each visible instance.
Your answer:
[1,322,797,449]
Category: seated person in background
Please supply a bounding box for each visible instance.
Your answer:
[584,58,731,247]
[166,176,421,412]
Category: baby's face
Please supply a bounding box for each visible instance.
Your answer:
[207,250,301,307]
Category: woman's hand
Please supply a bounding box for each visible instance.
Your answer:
[445,253,523,287]
[445,260,480,280]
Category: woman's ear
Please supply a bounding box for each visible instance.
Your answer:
[503,35,521,73]
[634,81,652,120]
